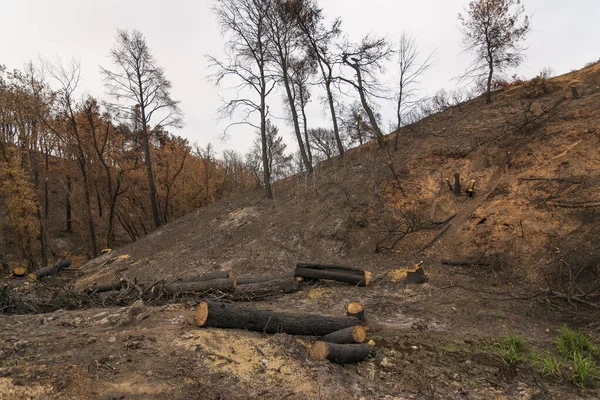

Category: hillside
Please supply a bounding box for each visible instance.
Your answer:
[1,63,599,399]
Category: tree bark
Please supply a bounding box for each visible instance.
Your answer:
[311,341,374,364]
[194,301,363,336]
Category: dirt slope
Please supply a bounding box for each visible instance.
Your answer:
[2,63,600,399]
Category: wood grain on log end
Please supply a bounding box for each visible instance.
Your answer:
[194,302,209,326]
[311,341,329,360]
[364,271,372,286]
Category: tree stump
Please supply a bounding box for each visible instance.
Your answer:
[346,302,366,321]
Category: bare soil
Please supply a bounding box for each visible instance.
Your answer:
[2,63,600,399]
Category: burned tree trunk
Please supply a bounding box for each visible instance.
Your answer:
[173,270,233,283]
[84,281,123,294]
[232,277,298,301]
[236,272,295,285]
[311,341,374,364]
[163,278,236,293]
[295,267,371,287]
[453,173,461,196]
[296,264,365,275]
[194,301,363,336]
[320,326,367,344]
[35,260,71,280]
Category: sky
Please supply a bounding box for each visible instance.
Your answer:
[1,0,599,156]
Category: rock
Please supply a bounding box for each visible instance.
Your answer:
[108,336,117,343]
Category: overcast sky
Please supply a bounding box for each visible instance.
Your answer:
[2,0,598,155]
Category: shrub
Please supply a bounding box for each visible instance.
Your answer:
[524,67,556,98]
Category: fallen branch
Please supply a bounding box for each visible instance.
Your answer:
[35,260,71,280]
[417,226,450,254]
[441,259,491,267]
[547,201,600,208]
[204,352,240,364]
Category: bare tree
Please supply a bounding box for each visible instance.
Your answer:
[209,0,277,198]
[42,58,99,258]
[246,120,292,185]
[338,36,393,146]
[266,0,312,172]
[459,0,530,103]
[341,101,380,147]
[290,56,316,166]
[308,127,338,160]
[101,29,183,228]
[292,0,345,157]
[393,32,435,151]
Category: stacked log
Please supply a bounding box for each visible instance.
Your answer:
[320,326,366,344]
[295,264,371,287]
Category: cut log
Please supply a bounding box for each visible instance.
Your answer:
[346,302,366,321]
[320,326,367,344]
[236,272,295,285]
[296,264,365,276]
[12,266,27,278]
[311,341,374,364]
[406,267,428,284]
[163,278,236,293]
[194,301,363,336]
[35,260,71,280]
[232,277,298,300]
[84,281,123,294]
[174,270,233,283]
[295,267,371,287]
